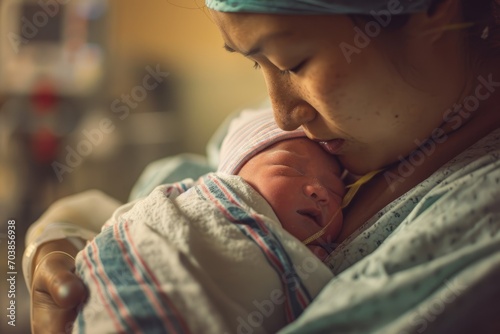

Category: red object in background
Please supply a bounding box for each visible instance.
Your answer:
[31,81,59,113]
[31,127,59,164]
[29,79,61,164]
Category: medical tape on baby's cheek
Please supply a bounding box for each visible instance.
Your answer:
[301,169,384,246]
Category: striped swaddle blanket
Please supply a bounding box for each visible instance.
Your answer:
[73,173,333,334]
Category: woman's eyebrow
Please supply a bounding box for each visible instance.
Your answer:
[223,30,292,57]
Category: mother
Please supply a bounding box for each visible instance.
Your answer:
[26,0,500,333]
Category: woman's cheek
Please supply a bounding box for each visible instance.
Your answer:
[308,62,347,101]
[308,71,356,124]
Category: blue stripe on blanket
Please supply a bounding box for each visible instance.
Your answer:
[199,174,312,322]
[115,221,191,333]
[82,230,136,333]
[77,300,85,333]
[81,222,189,334]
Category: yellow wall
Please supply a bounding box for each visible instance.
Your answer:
[110,0,268,154]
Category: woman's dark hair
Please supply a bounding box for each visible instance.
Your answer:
[353,0,494,29]
[351,0,500,58]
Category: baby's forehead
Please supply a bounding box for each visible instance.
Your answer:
[265,148,306,164]
[262,140,308,159]
[262,139,342,175]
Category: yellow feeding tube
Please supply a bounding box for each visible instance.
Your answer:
[301,169,384,246]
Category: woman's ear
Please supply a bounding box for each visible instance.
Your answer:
[408,0,464,43]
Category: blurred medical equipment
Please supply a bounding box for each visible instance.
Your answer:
[0,0,185,227]
[0,3,185,333]
[0,0,110,223]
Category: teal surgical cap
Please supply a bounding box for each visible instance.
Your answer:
[205,0,434,14]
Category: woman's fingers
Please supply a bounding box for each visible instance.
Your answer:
[31,252,87,334]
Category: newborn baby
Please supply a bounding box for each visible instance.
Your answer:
[73,108,344,334]
[219,109,345,260]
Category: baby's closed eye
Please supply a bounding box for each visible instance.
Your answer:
[270,164,304,177]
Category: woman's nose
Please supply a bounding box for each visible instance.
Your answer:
[265,73,316,131]
[303,182,330,204]
[273,104,317,131]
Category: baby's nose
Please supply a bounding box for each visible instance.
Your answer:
[303,182,330,204]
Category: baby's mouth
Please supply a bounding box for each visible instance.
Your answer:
[297,209,323,227]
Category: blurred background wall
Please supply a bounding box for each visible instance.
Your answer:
[111,0,268,154]
[0,1,267,333]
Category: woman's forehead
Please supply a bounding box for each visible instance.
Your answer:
[210,11,297,50]
[210,11,350,54]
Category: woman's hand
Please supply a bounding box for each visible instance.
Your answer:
[25,190,121,333]
[30,239,87,334]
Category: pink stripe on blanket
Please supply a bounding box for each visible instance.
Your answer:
[117,221,191,333]
[84,240,140,332]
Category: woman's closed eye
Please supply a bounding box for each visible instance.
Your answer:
[278,60,306,75]
[252,60,306,75]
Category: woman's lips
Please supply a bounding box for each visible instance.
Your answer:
[319,139,345,155]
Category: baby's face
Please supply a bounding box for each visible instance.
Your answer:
[238,138,345,260]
